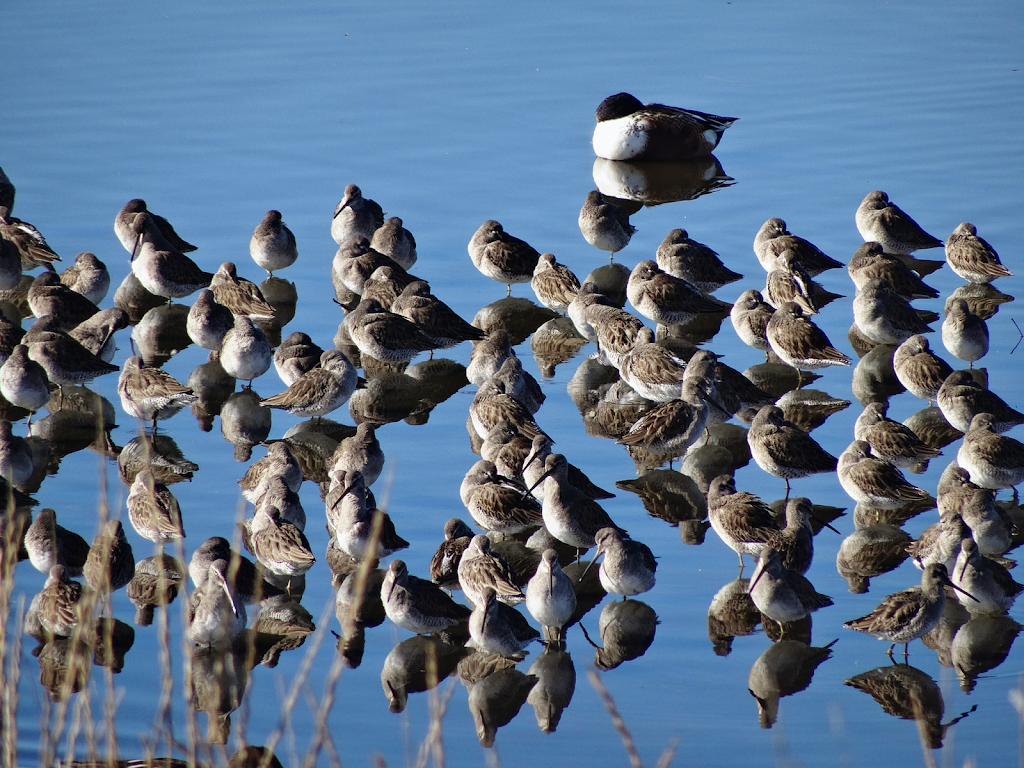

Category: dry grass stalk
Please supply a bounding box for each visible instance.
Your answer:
[587,670,677,768]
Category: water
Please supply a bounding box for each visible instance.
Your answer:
[4,1,1023,765]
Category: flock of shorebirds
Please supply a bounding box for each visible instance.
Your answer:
[2,92,1023,747]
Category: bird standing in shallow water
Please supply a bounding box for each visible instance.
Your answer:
[844,563,976,659]
[591,92,737,161]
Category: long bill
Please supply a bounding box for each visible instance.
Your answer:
[526,467,554,498]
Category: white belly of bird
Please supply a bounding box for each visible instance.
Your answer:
[592,116,648,160]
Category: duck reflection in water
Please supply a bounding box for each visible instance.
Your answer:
[707,577,761,657]
[846,663,976,750]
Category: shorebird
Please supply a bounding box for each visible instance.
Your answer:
[892,335,954,403]
[837,440,933,509]
[765,302,850,383]
[126,471,186,543]
[239,442,303,503]
[626,260,723,326]
[583,527,657,598]
[344,297,435,364]
[329,422,384,487]
[762,497,828,576]
[189,536,282,605]
[855,191,944,255]
[729,289,774,357]
[617,326,687,403]
[25,329,118,403]
[747,546,832,625]
[468,220,541,294]
[957,413,1024,490]
[82,520,134,593]
[0,205,60,270]
[0,310,25,364]
[430,518,475,591]
[951,538,1022,614]
[525,549,576,641]
[27,272,100,330]
[937,465,1011,557]
[513,433,612,501]
[531,253,581,313]
[578,190,635,259]
[0,344,51,424]
[529,453,625,556]
[250,210,297,277]
[941,298,988,367]
[59,252,110,305]
[381,559,471,634]
[24,508,90,576]
[391,280,486,349]
[324,471,408,560]
[469,586,541,658]
[461,460,544,535]
[186,289,234,351]
[752,218,843,276]
[655,228,742,294]
[210,262,276,319]
[458,534,525,606]
[706,475,780,568]
[117,356,198,430]
[361,265,406,309]
[260,350,357,419]
[907,511,969,572]
[763,253,823,315]
[616,379,713,464]
[467,329,516,387]
[591,92,737,161]
[937,371,1024,434]
[243,503,315,578]
[129,213,213,299]
[331,236,417,299]
[844,563,976,658]
[944,222,1012,284]
[219,315,272,385]
[847,242,939,300]
[254,474,306,531]
[370,216,417,271]
[852,278,933,345]
[37,565,88,638]
[69,307,129,363]
[114,198,197,254]
[187,559,247,647]
[854,401,942,470]
[273,332,323,386]
[747,405,838,496]
[331,184,384,245]
[469,385,548,442]
[478,355,544,415]
[592,305,646,369]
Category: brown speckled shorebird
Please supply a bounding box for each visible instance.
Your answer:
[24,508,90,577]
[626,260,723,326]
[753,217,842,276]
[707,475,780,568]
[469,586,540,658]
[747,406,838,497]
[748,546,832,625]
[583,527,657,598]
[892,335,954,404]
[957,413,1024,490]
[617,326,687,403]
[765,302,850,385]
[941,298,988,368]
[392,280,486,350]
[461,460,544,536]
[847,242,939,300]
[430,518,475,591]
[729,289,774,358]
[458,534,525,606]
[345,297,436,364]
[837,441,933,509]
[950,538,1022,614]
[243,504,315,579]
[127,471,186,544]
[129,213,213,300]
[82,520,134,593]
[852,279,933,346]
[468,220,541,295]
[525,549,576,641]
[250,210,297,277]
[37,565,88,637]
[381,559,471,634]
[578,190,635,260]
[260,350,357,419]
[210,261,276,319]
[616,379,713,465]
[656,228,742,294]
[114,198,197,254]
[944,222,1012,284]
[531,253,581,314]
[331,184,384,245]
[0,205,60,270]
[936,371,1024,434]
[855,191,943,256]
[369,216,417,271]
[854,402,942,470]
[118,356,198,430]
[844,563,976,659]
